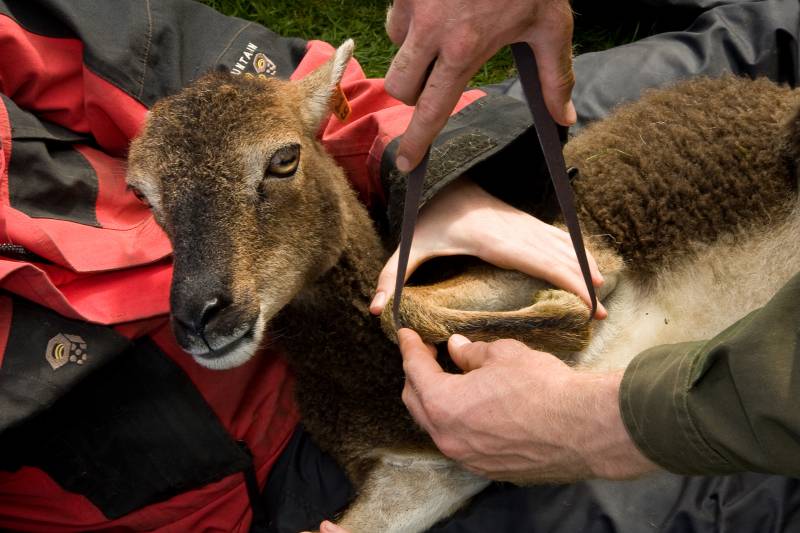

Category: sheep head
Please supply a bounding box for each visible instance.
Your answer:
[127,40,355,370]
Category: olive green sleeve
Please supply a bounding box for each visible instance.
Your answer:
[619,271,800,476]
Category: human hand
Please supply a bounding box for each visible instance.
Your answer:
[370,178,607,319]
[300,520,349,533]
[385,0,576,172]
[398,329,658,483]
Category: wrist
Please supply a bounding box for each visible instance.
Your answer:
[568,369,659,480]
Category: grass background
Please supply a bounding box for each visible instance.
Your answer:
[198,0,693,85]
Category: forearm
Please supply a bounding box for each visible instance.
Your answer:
[620,271,800,475]
[569,369,659,479]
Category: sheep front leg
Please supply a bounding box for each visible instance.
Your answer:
[335,449,490,533]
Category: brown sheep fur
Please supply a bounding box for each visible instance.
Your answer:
[272,232,433,485]
[566,77,799,276]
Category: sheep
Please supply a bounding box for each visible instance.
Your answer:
[391,74,800,373]
[126,39,800,533]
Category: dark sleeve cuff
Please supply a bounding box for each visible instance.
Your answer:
[379,92,556,244]
[621,272,800,477]
[620,341,734,475]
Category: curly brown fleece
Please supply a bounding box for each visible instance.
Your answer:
[565,76,800,276]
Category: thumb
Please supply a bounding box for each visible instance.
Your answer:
[319,520,350,533]
[370,247,424,315]
[448,334,491,372]
[399,328,443,390]
[527,7,576,126]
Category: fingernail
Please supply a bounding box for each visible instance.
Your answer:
[565,100,577,125]
[370,291,386,312]
[449,334,471,349]
[396,155,411,173]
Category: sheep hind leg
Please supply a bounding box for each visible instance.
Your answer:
[335,450,490,533]
[382,245,623,354]
[382,266,593,353]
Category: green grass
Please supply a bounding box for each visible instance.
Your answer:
[200,0,402,79]
[198,0,665,86]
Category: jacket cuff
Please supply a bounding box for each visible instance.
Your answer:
[379,92,555,245]
[619,341,734,475]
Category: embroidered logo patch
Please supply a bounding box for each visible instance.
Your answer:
[229,43,277,77]
[253,52,276,75]
[46,334,88,370]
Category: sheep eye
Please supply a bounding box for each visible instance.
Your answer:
[127,184,151,207]
[266,144,300,178]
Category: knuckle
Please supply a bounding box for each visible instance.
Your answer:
[387,30,404,48]
[491,339,525,357]
[414,20,436,37]
[384,78,409,105]
[434,435,462,459]
[486,342,506,359]
[426,402,448,425]
[401,385,414,408]
[385,60,417,104]
[466,340,488,358]
[424,393,452,424]
[383,76,402,102]
[442,31,481,64]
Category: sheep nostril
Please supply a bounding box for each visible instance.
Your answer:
[173,295,229,337]
[198,296,225,332]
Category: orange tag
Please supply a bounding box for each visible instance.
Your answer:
[331,83,351,122]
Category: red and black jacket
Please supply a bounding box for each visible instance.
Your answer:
[0,1,543,531]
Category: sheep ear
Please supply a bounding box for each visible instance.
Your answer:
[298,39,354,129]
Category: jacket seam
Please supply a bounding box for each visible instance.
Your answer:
[213,21,254,67]
[675,345,732,470]
[137,0,153,100]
